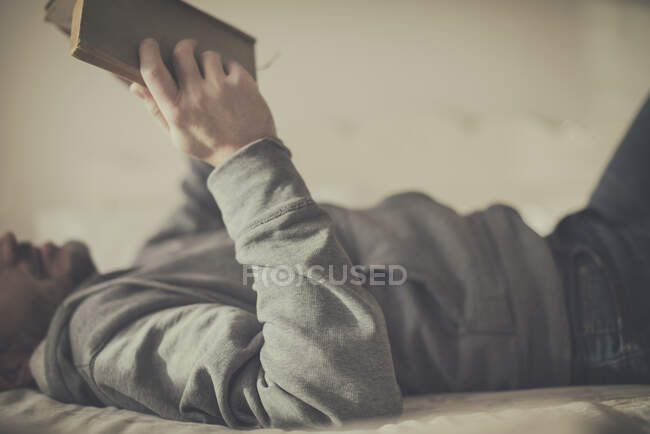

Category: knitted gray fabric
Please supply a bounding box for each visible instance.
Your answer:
[30,138,571,429]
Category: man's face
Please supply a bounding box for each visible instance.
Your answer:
[0,232,96,364]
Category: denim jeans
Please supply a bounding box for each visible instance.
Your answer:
[547,94,650,385]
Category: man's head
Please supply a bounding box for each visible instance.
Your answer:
[0,232,96,389]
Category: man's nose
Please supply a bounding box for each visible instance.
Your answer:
[0,231,18,264]
[1,231,16,242]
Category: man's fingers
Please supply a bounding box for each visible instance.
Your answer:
[129,82,150,99]
[224,60,253,86]
[172,39,202,89]
[201,50,226,83]
[139,38,178,111]
[130,82,169,130]
[143,96,170,131]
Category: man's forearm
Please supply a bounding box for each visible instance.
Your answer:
[208,137,403,425]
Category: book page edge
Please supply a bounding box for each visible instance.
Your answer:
[70,0,144,86]
[71,42,144,85]
[69,0,84,53]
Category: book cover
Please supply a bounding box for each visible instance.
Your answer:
[46,0,256,85]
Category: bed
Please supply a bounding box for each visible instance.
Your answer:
[2,385,649,434]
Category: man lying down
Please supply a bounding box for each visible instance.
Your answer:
[1,38,649,429]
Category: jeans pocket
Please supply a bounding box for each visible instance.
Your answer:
[573,249,621,362]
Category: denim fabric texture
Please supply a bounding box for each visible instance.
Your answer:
[548,94,650,385]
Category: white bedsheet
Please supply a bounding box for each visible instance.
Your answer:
[1,386,649,434]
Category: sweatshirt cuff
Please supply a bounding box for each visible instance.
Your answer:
[207,137,312,239]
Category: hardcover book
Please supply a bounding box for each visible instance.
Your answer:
[45,0,256,84]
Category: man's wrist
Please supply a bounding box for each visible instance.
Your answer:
[203,145,240,168]
[203,135,280,168]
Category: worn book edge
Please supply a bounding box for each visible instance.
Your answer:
[69,0,145,85]
[68,0,257,85]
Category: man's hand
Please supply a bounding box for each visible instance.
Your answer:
[131,38,277,167]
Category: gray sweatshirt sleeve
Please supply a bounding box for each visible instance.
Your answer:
[52,138,402,429]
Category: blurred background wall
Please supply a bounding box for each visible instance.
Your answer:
[1,0,649,271]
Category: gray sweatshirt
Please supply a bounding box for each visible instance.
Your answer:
[30,138,571,429]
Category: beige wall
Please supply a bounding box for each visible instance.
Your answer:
[1,0,649,270]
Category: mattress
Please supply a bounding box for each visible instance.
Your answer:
[1,385,649,434]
